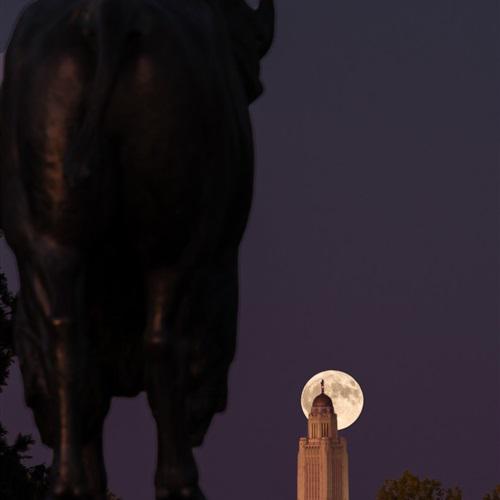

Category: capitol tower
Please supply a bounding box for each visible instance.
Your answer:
[297,380,349,500]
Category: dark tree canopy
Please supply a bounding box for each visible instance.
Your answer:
[376,470,462,500]
[484,485,500,500]
[0,267,15,388]
[0,264,50,499]
[0,423,50,500]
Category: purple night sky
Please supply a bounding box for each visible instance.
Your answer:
[0,1,499,499]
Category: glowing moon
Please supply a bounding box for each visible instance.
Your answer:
[301,370,364,430]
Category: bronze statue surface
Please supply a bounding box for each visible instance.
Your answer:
[0,0,274,498]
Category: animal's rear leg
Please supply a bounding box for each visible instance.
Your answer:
[144,269,205,500]
[19,246,89,499]
[186,254,239,447]
[49,318,88,499]
[82,431,107,499]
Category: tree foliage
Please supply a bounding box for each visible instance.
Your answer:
[0,423,50,500]
[0,265,50,499]
[376,470,462,500]
[0,268,15,388]
[484,485,500,500]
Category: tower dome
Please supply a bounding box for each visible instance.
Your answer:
[310,380,334,415]
[312,392,333,408]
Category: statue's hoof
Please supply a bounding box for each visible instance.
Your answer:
[48,481,90,500]
[46,495,92,500]
[156,485,206,500]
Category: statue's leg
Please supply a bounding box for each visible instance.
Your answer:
[186,252,239,447]
[17,299,108,500]
[18,245,89,499]
[82,430,107,500]
[143,268,205,500]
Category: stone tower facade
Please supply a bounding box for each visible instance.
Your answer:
[297,381,349,500]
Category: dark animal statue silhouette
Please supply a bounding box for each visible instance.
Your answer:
[0,0,273,498]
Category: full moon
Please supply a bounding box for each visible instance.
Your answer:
[301,370,364,430]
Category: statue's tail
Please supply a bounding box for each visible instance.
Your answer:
[64,0,141,184]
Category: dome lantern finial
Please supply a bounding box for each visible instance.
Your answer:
[320,379,325,394]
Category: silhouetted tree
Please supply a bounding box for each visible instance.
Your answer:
[0,264,50,499]
[0,422,50,499]
[484,485,500,500]
[376,470,462,500]
[0,267,15,387]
